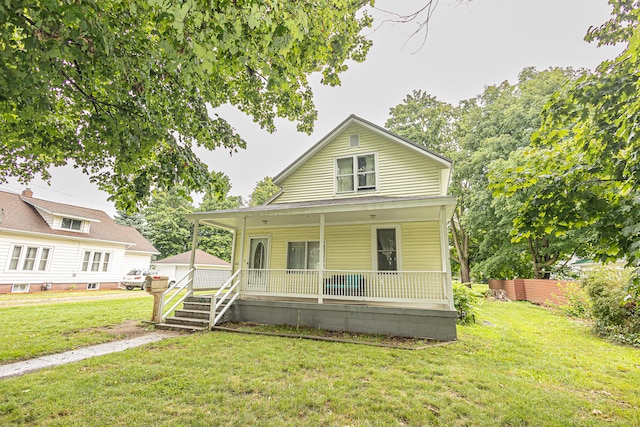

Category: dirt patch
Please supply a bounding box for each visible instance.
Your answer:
[92,320,157,338]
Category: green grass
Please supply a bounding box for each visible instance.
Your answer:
[0,296,152,362]
[1,298,639,426]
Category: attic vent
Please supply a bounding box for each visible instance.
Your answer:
[349,134,359,148]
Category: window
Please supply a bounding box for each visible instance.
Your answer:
[349,134,359,148]
[7,245,52,271]
[336,154,376,193]
[81,251,111,272]
[61,217,82,231]
[11,283,30,293]
[87,283,99,290]
[376,228,398,271]
[287,241,323,270]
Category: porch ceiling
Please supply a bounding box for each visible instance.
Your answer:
[187,195,457,230]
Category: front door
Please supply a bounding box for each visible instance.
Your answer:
[247,236,269,291]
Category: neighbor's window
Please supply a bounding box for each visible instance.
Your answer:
[61,217,82,231]
[81,251,111,272]
[287,241,322,270]
[11,283,30,293]
[336,154,376,193]
[87,283,99,290]
[8,245,52,271]
[376,228,397,271]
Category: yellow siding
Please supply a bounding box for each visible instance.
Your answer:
[274,123,447,204]
[401,222,442,271]
[233,222,442,272]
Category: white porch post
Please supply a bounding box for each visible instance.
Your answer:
[238,217,247,290]
[318,213,325,304]
[230,229,237,274]
[439,206,455,310]
[189,220,199,291]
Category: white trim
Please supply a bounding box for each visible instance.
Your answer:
[371,225,402,271]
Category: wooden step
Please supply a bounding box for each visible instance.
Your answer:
[155,323,207,332]
[182,301,211,311]
[174,308,211,320]
[162,316,209,328]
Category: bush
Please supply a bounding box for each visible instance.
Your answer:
[549,281,592,319]
[583,267,640,347]
[453,282,480,324]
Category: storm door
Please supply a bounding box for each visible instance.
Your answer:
[246,236,270,291]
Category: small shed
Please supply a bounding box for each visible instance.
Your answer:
[154,249,230,282]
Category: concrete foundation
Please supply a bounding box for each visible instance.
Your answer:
[232,300,457,341]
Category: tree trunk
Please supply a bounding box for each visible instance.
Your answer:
[450,205,471,285]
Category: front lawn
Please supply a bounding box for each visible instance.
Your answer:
[0,296,151,362]
[1,298,638,426]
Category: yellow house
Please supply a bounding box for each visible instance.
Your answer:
[164,115,458,340]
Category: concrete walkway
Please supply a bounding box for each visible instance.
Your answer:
[0,332,174,379]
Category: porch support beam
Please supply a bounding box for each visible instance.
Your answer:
[238,217,247,290]
[230,229,237,274]
[439,206,455,311]
[318,213,325,304]
[189,220,200,291]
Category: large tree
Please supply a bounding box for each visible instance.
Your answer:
[249,176,280,206]
[144,186,194,259]
[386,68,580,282]
[0,0,373,211]
[196,171,240,262]
[499,1,640,288]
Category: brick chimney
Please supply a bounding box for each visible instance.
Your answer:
[22,188,33,197]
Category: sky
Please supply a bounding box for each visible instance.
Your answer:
[1,0,624,217]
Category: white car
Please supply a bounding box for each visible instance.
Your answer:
[119,269,175,290]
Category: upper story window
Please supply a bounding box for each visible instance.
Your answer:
[61,217,82,231]
[336,153,377,193]
[8,245,52,271]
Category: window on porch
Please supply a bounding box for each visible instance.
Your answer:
[287,241,322,270]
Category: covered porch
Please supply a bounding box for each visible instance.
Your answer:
[185,195,456,310]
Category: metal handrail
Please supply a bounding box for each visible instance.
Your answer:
[161,268,195,321]
[209,269,241,328]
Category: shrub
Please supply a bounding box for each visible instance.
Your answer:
[583,267,640,347]
[549,281,592,319]
[453,282,480,324]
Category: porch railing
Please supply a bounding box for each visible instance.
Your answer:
[240,269,449,305]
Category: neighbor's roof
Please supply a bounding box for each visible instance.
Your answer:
[155,249,230,266]
[0,190,158,253]
[273,114,453,185]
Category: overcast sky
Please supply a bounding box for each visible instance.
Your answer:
[1,0,623,216]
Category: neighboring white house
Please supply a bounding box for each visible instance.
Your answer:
[154,249,230,286]
[0,188,158,293]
